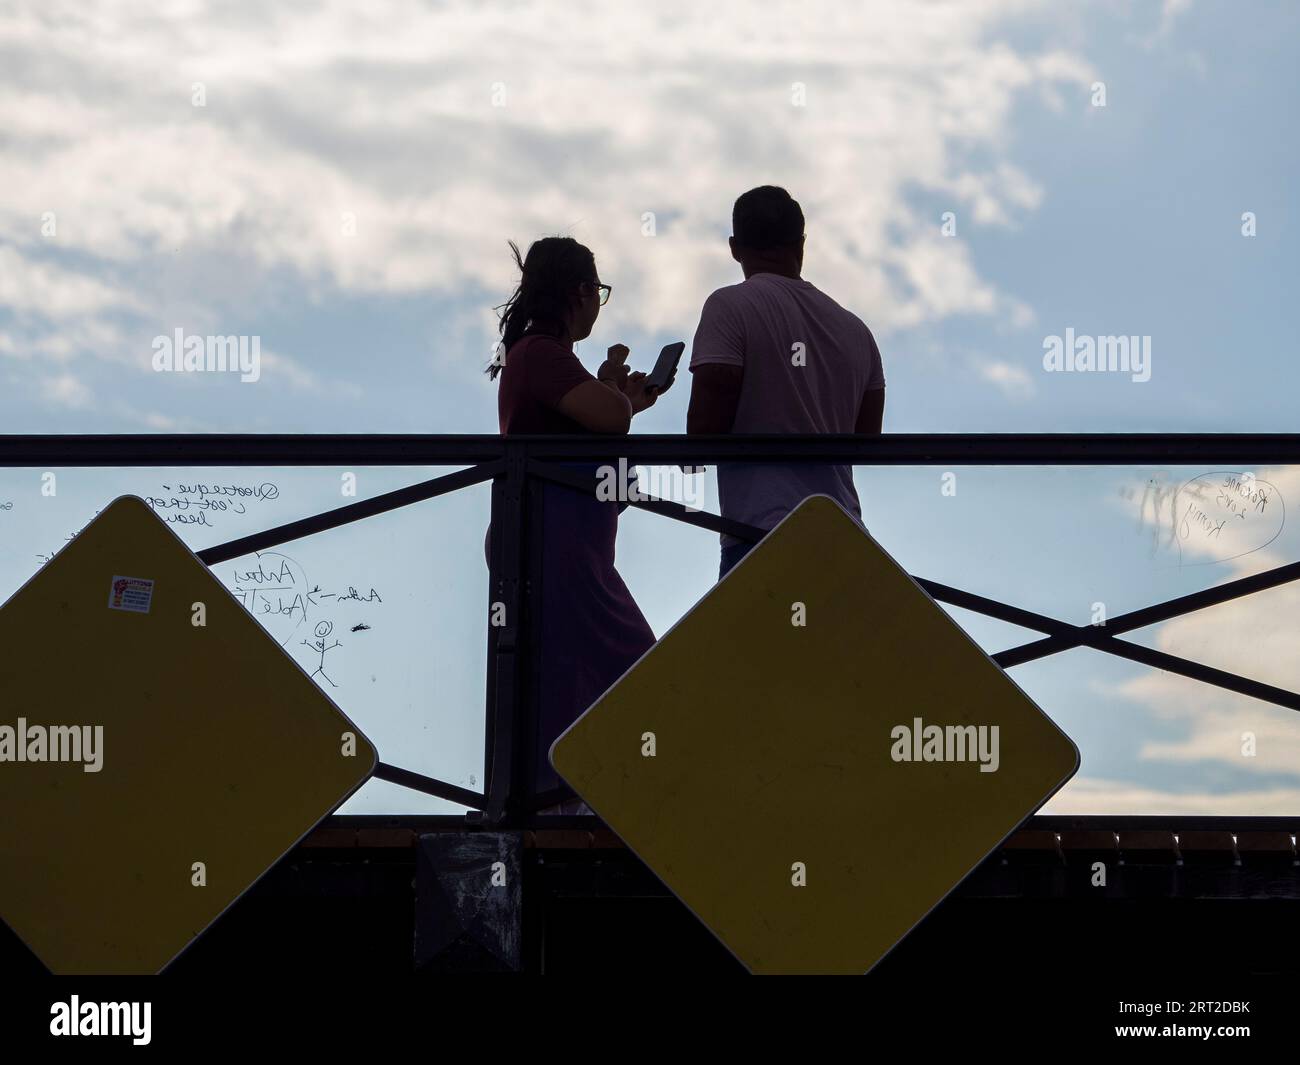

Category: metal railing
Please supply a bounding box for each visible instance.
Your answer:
[5,433,1300,826]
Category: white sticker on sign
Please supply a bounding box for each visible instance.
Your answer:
[108,576,154,613]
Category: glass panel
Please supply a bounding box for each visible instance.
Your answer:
[3,461,1295,813]
[0,466,488,814]
[615,462,1300,814]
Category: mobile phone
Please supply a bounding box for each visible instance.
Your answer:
[646,341,685,393]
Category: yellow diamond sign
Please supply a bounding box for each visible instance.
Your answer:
[0,496,376,973]
[552,495,1078,974]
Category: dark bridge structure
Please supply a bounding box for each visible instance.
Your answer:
[1,433,1298,977]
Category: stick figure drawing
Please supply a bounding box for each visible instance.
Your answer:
[302,620,341,687]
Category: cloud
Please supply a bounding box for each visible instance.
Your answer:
[142,411,180,430]
[1044,774,1300,815]
[978,358,1036,399]
[1161,0,1194,34]
[0,0,1097,413]
[0,243,139,323]
[39,372,92,409]
[255,348,316,392]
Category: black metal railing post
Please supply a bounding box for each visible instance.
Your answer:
[482,441,531,823]
[516,468,549,816]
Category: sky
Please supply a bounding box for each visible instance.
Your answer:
[1,0,1298,814]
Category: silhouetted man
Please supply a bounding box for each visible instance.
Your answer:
[687,185,886,577]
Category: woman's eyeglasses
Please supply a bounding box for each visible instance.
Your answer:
[590,282,612,306]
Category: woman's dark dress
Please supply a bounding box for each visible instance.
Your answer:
[494,333,656,797]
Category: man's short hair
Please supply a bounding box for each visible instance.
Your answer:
[732,186,804,251]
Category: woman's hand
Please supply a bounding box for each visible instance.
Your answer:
[597,344,631,391]
[622,371,659,414]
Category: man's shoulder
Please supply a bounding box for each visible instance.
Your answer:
[701,280,752,309]
[702,276,877,345]
[795,278,862,320]
[703,275,811,320]
[784,280,873,343]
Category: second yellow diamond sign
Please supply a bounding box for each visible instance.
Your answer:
[552,495,1079,975]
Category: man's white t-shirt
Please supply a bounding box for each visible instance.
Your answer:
[689,272,885,542]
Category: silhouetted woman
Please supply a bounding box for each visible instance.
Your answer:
[489,237,665,814]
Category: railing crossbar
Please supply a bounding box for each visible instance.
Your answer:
[196,461,503,566]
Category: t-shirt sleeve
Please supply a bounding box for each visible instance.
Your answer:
[864,325,885,391]
[526,336,596,409]
[689,288,747,369]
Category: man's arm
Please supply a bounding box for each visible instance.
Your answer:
[687,364,744,434]
[855,386,885,434]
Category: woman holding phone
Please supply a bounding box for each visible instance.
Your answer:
[488,236,668,814]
